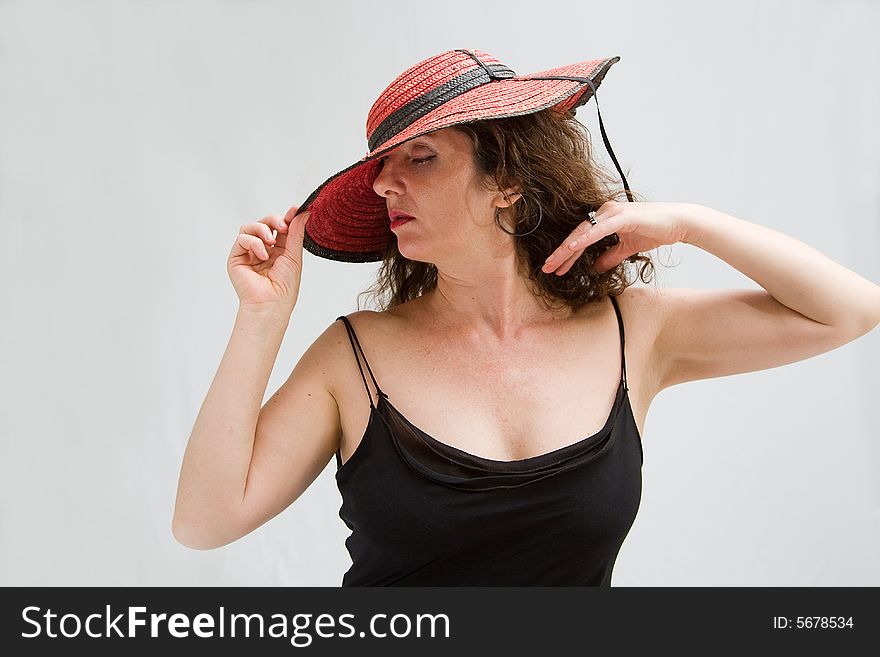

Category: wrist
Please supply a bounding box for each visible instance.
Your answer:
[236,303,294,328]
[233,314,291,344]
[680,203,716,246]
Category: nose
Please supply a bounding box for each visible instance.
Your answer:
[371,157,404,198]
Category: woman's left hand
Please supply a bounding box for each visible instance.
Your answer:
[541,201,700,275]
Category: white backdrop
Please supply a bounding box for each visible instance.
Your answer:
[1,0,878,586]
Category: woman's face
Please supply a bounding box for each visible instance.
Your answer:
[371,127,510,264]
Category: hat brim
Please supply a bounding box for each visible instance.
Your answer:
[299,56,621,263]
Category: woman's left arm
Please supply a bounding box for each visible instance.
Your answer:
[542,201,880,390]
[682,204,880,330]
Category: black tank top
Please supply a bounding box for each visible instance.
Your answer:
[333,294,643,586]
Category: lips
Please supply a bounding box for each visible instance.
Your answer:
[389,210,416,230]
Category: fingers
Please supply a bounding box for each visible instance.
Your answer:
[542,210,620,275]
[231,206,311,263]
[592,242,627,274]
[555,250,583,276]
[236,232,271,260]
[542,233,587,274]
[283,208,310,251]
[234,215,285,261]
[260,213,288,238]
[283,204,301,226]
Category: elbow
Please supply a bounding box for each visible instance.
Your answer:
[830,294,880,340]
[172,514,233,551]
[171,490,254,550]
[172,519,215,551]
[862,286,880,332]
[853,300,880,337]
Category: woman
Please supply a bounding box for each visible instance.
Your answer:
[172,49,880,585]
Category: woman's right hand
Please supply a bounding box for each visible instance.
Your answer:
[227,205,311,311]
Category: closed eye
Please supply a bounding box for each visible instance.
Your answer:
[377,155,435,166]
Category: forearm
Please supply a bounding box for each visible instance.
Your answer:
[683,204,880,330]
[173,305,292,546]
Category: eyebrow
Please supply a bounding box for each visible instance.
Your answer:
[382,139,436,157]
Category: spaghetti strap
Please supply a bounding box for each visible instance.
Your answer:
[608,295,629,392]
[336,315,388,410]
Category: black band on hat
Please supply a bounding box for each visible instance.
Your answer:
[456,49,518,81]
[368,58,517,152]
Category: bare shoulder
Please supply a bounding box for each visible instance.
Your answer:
[614,282,664,310]
[318,309,396,401]
[612,284,667,342]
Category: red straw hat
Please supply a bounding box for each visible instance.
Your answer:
[297,48,633,263]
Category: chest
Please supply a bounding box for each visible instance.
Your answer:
[335,309,650,466]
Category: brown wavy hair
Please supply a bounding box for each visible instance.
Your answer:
[357,108,656,313]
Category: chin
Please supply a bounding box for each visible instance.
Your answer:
[395,242,430,264]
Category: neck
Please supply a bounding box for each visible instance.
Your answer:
[421,257,574,342]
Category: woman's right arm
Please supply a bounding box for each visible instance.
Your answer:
[173,305,283,548]
[172,304,344,549]
[172,205,342,550]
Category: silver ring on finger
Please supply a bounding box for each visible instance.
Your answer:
[587,211,598,226]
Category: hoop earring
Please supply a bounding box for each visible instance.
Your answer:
[494,194,544,237]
